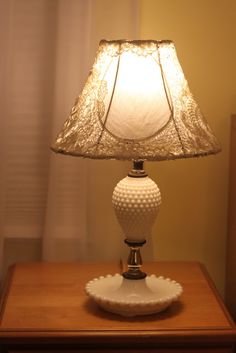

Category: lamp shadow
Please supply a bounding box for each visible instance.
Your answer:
[83,298,184,323]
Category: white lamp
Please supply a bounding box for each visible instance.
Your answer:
[52,40,220,316]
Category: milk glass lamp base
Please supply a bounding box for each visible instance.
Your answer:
[85,274,183,317]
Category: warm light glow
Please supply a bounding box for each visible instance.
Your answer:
[102,51,171,140]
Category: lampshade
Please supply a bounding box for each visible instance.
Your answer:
[52,39,220,160]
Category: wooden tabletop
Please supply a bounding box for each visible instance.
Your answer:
[0,261,235,347]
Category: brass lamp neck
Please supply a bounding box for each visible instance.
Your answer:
[128,160,148,178]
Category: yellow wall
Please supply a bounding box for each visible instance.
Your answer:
[141,0,235,294]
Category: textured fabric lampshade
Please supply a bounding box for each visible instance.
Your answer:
[52,39,220,160]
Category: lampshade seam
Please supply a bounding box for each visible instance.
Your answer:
[157,44,186,157]
[95,45,121,154]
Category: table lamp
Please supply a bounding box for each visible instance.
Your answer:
[52,39,220,317]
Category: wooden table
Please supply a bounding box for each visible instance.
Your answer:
[0,261,235,352]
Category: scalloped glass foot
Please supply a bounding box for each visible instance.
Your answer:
[85,274,183,317]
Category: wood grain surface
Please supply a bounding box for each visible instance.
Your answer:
[0,261,235,352]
